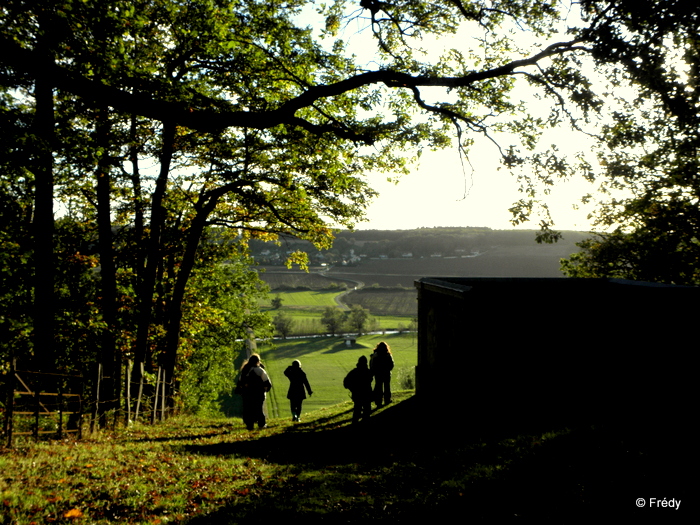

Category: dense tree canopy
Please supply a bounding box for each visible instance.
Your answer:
[561,0,700,284]
[2,0,698,413]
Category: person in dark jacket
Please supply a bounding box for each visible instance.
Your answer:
[284,359,313,422]
[344,355,373,424]
[370,341,395,407]
[236,354,272,430]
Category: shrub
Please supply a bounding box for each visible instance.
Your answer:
[395,366,415,390]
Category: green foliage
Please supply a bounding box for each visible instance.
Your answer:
[0,198,32,366]
[321,305,345,335]
[271,294,283,309]
[561,1,700,284]
[5,0,673,238]
[561,211,700,285]
[347,304,371,334]
[177,240,272,411]
[273,311,295,339]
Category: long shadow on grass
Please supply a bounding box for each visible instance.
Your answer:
[131,430,235,443]
[322,340,372,354]
[260,336,344,360]
[180,395,692,524]
[183,398,420,466]
[261,337,374,359]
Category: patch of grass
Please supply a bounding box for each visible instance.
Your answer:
[393,365,416,390]
[259,333,416,418]
[260,290,343,309]
[1,417,275,523]
[371,315,415,330]
[2,394,682,523]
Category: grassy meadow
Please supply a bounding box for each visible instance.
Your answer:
[261,289,342,308]
[250,270,418,420]
[257,332,417,419]
[2,391,684,523]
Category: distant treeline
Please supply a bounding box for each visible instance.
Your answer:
[250,227,591,264]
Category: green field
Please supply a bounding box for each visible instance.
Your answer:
[260,289,344,308]
[260,287,415,336]
[249,274,417,421]
[256,332,417,420]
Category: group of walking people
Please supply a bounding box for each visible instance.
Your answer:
[235,341,394,429]
[343,341,394,424]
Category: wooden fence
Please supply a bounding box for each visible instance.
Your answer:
[122,361,172,426]
[3,360,83,447]
[3,360,176,446]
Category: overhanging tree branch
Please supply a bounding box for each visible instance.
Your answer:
[2,34,587,138]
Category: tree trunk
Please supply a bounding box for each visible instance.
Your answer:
[133,122,176,381]
[161,193,221,401]
[94,112,119,424]
[129,115,146,273]
[32,29,55,373]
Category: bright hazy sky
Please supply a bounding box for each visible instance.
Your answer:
[309,7,605,233]
[360,143,599,232]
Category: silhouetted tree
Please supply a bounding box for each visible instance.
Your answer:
[321,306,346,336]
[273,312,295,339]
[347,304,371,335]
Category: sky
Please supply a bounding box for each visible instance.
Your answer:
[359,141,600,232]
[304,6,607,233]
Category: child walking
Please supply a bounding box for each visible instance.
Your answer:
[343,356,373,424]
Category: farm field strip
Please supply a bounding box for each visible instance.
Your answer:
[259,289,345,308]
[257,269,352,290]
[343,289,417,317]
[258,284,416,337]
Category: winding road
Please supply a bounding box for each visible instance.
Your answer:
[316,267,364,310]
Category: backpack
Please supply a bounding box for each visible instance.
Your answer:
[236,366,265,395]
[343,369,357,391]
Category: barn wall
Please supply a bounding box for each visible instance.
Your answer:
[415,277,695,433]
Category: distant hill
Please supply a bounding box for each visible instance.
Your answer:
[323,244,577,288]
[254,228,588,288]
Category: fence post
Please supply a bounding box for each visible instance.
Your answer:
[91,364,102,435]
[135,362,144,423]
[152,367,161,425]
[78,374,84,440]
[5,359,16,448]
[57,381,63,440]
[160,370,166,422]
[33,377,40,442]
[125,359,132,426]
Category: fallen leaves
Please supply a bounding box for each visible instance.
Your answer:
[63,508,83,518]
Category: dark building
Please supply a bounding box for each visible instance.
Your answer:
[414,277,696,435]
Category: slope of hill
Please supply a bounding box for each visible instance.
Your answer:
[324,243,573,288]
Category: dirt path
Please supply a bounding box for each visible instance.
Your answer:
[315,269,364,310]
